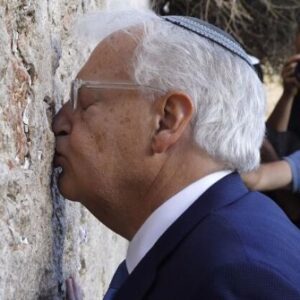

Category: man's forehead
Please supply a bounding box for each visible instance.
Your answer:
[77,29,141,81]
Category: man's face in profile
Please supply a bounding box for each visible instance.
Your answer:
[52,32,155,215]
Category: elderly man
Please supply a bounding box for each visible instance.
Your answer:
[53,9,300,300]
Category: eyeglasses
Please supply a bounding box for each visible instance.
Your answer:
[70,79,164,110]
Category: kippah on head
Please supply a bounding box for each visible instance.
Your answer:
[163,15,254,70]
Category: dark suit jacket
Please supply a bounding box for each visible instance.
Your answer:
[115,173,300,299]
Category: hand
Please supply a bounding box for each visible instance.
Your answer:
[281,54,300,98]
[65,276,84,300]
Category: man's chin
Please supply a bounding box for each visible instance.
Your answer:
[56,172,79,202]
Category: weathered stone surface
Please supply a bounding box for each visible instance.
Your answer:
[0,0,148,298]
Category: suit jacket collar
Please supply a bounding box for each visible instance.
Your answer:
[115,172,249,300]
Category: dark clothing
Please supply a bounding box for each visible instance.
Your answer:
[115,173,300,300]
[267,128,300,157]
[288,92,300,139]
[265,126,300,227]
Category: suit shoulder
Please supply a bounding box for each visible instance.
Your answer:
[201,259,300,299]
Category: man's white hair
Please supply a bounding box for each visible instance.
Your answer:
[76,9,266,172]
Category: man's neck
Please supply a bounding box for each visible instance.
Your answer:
[125,148,225,239]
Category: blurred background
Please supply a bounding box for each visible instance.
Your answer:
[151,0,300,114]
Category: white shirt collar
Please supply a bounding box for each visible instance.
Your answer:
[126,170,232,273]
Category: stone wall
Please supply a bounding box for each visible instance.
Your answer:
[0,0,148,299]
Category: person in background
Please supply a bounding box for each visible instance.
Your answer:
[253,26,300,225]
[267,25,300,151]
[52,9,300,299]
[241,55,300,208]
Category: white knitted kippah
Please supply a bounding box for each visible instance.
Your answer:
[163,15,254,70]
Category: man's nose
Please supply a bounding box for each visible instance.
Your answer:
[52,104,72,136]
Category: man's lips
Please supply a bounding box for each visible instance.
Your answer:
[53,152,64,168]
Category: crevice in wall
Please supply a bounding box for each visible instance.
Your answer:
[47,169,66,299]
[81,0,86,13]
[43,96,56,128]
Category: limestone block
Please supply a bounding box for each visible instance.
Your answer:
[0,0,154,298]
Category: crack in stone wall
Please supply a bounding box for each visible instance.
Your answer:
[36,171,66,300]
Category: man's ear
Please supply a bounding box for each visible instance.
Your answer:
[152,92,194,153]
